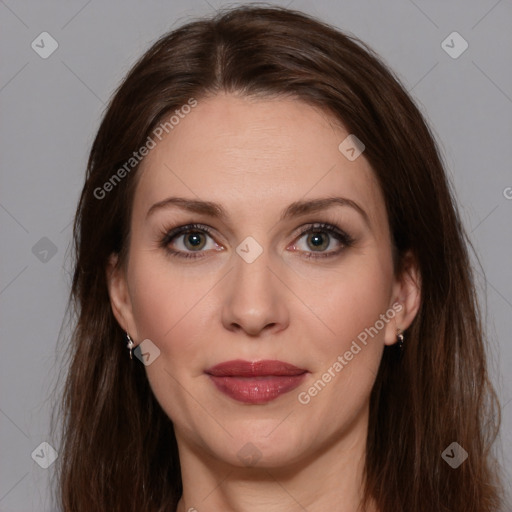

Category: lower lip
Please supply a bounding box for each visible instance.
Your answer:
[208,374,307,404]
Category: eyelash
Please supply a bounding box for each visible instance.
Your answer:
[159,222,354,260]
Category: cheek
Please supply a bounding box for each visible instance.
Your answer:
[293,260,392,429]
[127,252,219,368]
[126,254,218,427]
[292,252,394,410]
[296,252,394,349]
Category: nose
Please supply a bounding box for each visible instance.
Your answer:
[221,246,289,337]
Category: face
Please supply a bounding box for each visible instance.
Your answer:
[107,92,419,469]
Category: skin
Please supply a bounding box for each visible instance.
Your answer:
[107,92,421,512]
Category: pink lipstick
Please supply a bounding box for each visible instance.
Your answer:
[205,359,308,404]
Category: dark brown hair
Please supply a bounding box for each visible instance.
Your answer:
[55,5,504,511]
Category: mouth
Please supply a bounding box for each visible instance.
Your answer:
[205,359,308,404]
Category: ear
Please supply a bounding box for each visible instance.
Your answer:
[105,253,139,343]
[383,250,421,346]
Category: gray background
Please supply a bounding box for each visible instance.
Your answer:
[0,0,511,510]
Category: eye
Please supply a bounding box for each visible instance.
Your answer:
[290,223,354,259]
[160,222,353,261]
[160,223,223,259]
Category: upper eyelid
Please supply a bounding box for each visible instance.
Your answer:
[163,222,349,247]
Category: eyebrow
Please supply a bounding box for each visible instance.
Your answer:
[146,196,370,226]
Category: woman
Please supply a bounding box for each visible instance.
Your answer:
[56,5,504,511]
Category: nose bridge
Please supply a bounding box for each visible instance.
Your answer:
[232,237,275,301]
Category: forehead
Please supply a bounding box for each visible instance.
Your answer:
[132,93,386,228]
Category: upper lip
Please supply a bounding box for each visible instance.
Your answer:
[205,359,307,377]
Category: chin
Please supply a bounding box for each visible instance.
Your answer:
[201,420,312,469]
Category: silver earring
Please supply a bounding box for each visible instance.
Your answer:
[126,333,134,359]
[397,329,404,351]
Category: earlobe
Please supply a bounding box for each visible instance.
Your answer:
[105,253,137,338]
[384,251,421,346]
